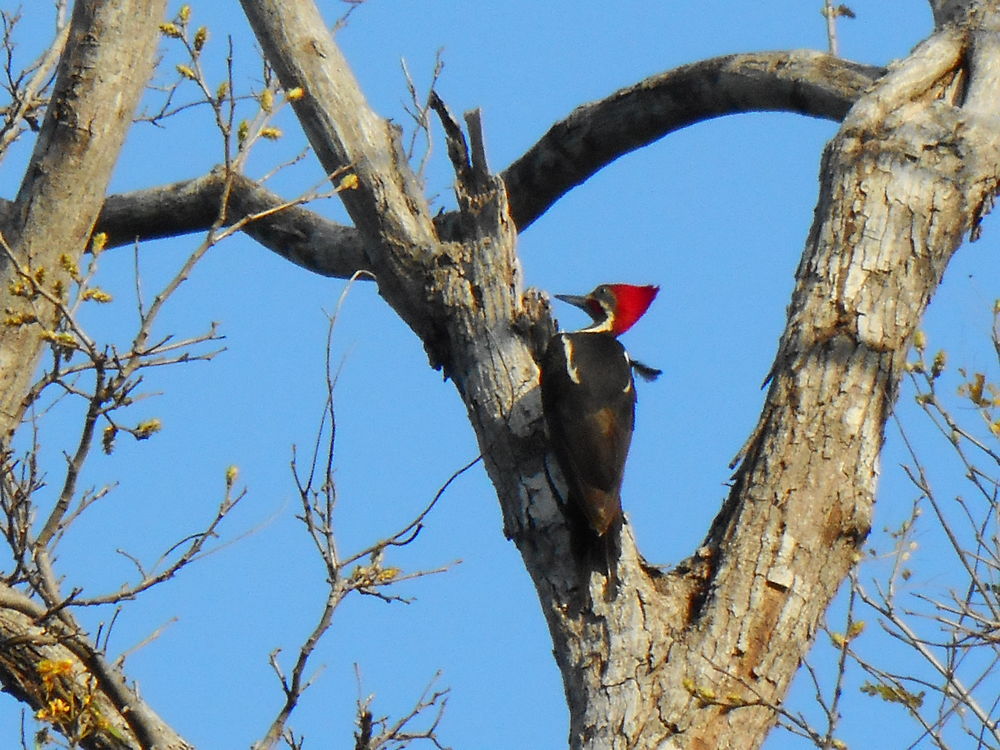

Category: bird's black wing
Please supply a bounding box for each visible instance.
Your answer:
[540,334,636,535]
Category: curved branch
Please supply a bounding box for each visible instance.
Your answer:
[96,171,370,278]
[0,51,882,285]
[502,50,884,230]
[0,169,376,280]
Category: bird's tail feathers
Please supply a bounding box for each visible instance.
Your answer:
[569,513,622,602]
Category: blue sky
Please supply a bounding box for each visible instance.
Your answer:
[3,1,998,748]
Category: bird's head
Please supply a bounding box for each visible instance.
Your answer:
[554,283,659,336]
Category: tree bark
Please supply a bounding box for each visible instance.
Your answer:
[0,0,165,439]
[553,8,1000,748]
[0,49,880,285]
[95,170,373,278]
[0,2,194,748]
[650,23,996,747]
[503,50,883,231]
[241,3,1000,749]
[0,1,996,748]
[0,49,879,282]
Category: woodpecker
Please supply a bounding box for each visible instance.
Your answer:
[540,283,660,569]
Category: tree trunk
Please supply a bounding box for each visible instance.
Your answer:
[0,0,165,439]
[0,1,996,748]
[244,3,1000,749]
[0,2,194,748]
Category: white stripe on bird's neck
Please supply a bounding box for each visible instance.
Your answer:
[577,316,615,334]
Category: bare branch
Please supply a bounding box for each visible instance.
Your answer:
[94,170,371,278]
[0,48,883,294]
[842,327,1000,747]
[354,669,451,750]
[502,49,882,230]
[401,49,444,183]
[255,276,456,749]
[0,12,69,163]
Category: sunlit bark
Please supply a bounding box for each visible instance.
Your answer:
[1,0,998,748]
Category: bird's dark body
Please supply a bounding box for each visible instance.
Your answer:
[540,282,658,599]
[540,331,636,538]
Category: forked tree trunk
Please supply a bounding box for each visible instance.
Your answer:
[0,0,997,748]
[243,3,1000,749]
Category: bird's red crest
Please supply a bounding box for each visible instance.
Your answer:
[608,284,659,335]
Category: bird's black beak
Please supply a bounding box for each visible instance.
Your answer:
[554,293,591,311]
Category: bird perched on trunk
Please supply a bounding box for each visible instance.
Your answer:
[539,283,660,594]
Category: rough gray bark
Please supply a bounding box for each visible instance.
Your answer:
[238,3,1000,750]
[95,171,372,278]
[0,583,189,750]
[649,20,1000,748]
[0,50,878,281]
[0,0,996,748]
[0,0,165,440]
[0,2,193,749]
